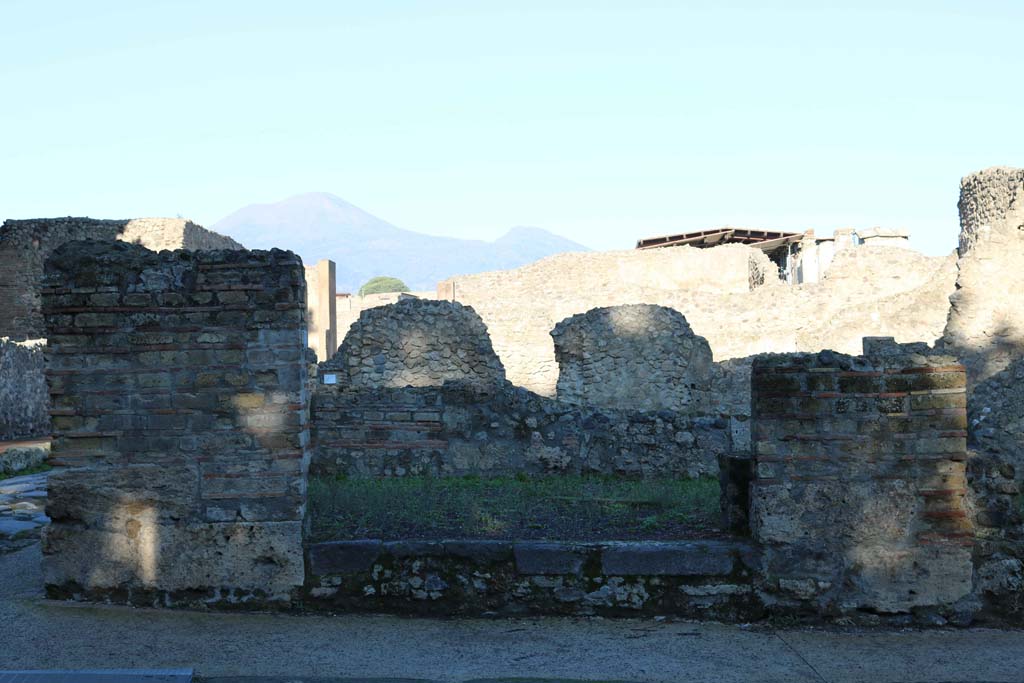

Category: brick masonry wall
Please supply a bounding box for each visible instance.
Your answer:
[0,217,242,340]
[40,240,309,607]
[311,381,730,479]
[749,339,974,616]
[0,338,48,440]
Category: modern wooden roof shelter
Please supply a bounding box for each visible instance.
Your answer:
[636,228,806,251]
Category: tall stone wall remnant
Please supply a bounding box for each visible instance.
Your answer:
[943,167,1024,390]
[41,241,309,606]
[940,167,1024,620]
[750,339,973,615]
[0,337,48,441]
[325,298,506,388]
[551,304,713,413]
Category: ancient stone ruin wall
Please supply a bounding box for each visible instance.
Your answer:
[437,245,770,396]
[324,298,506,388]
[0,338,48,441]
[41,241,309,607]
[0,217,243,340]
[438,243,955,398]
[551,304,713,413]
[939,168,1024,618]
[955,167,1024,257]
[943,167,1024,390]
[310,381,729,480]
[750,341,973,616]
[313,299,727,478]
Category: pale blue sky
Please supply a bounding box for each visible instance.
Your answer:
[2,1,1021,254]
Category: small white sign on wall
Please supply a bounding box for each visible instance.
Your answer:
[322,374,338,385]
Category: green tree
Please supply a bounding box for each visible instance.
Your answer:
[358,276,410,297]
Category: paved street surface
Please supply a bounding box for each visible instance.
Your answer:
[1,544,1022,683]
[0,469,51,555]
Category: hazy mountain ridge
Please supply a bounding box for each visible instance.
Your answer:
[211,193,590,292]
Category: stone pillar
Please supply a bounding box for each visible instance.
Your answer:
[304,259,337,362]
[750,340,972,614]
[41,241,310,607]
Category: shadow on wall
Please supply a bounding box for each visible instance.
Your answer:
[957,333,1024,619]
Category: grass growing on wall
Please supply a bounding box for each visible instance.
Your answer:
[307,474,721,542]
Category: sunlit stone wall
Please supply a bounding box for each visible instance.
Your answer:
[324,298,506,388]
[749,338,973,615]
[40,240,309,606]
[551,304,713,413]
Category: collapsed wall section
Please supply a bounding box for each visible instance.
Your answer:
[750,340,973,615]
[325,298,506,388]
[41,241,309,607]
[551,304,713,413]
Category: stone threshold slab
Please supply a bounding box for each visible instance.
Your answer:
[307,538,756,577]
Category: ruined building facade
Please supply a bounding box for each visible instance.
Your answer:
[6,165,1024,623]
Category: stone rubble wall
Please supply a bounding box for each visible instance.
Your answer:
[310,381,729,479]
[324,298,506,388]
[955,167,1024,257]
[940,167,1024,620]
[0,338,48,441]
[749,340,974,618]
[551,304,713,413]
[335,290,437,343]
[437,243,956,417]
[40,240,309,607]
[942,167,1024,391]
[304,538,760,619]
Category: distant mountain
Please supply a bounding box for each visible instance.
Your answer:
[211,193,590,292]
